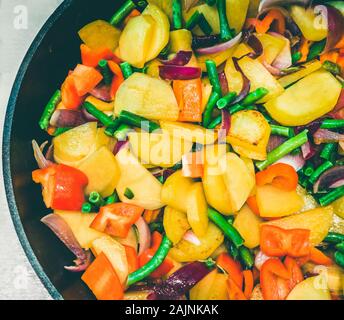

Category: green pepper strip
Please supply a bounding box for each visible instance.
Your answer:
[321,119,344,130]
[186,11,201,30]
[320,143,337,162]
[127,235,173,286]
[334,251,344,268]
[319,185,344,206]
[39,90,61,130]
[256,130,309,171]
[198,13,213,36]
[109,0,136,26]
[203,91,221,128]
[217,0,232,42]
[83,102,117,127]
[172,0,183,30]
[309,161,333,184]
[270,125,293,138]
[216,92,237,110]
[239,247,254,269]
[119,110,160,133]
[98,60,113,85]
[120,62,133,79]
[208,208,244,248]
[206,60,222,96]
[324,232,344,244]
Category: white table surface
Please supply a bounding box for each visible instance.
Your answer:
[0,0,64,300]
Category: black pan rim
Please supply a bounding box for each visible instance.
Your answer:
[1,0,76,301]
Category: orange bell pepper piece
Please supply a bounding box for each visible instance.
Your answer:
[124,9,141,25]
[108,61,124,99]
[308,247,333,266]
[255,163,299,191]
[138,232,174,278]
[32,164,88,211]
[61,75,84,110]
[320,50,339,64]
[243,270,254,299]
[143,209,161,224]
[82,252,124,300]
[247,196,260,216]
[80,44,115,68]
[255,9,286,35]
[124,245,139,274]
[90,203,144,238]
[216,253,243,289]
[182,151,204,178]
[299,38,311,63]
[71,64,103,96]
[173,79,202,122]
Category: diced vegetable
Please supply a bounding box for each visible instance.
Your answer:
[265,70,342,126]
[161,170,194,212]
[256,33,286,65]
[216,253,243,288]
[115,147,164,210]
[71,64,103,96]
[332,196,344,219]
[170,29,193,52]
[287,276,331,300]
[169,222,224,262]
[115,73,179,121]
[85,96,114,112]
[233,205,262,249]
[163,206,190,245]
[226,0,249,34]
[226,110,271,161]
[264,206,334,245]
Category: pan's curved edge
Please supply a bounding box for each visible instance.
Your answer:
[2,0,76,301]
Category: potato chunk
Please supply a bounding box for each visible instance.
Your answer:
[163,207,190,245]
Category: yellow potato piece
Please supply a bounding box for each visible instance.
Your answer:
[256,33,286,65]
[53,122,98,164]
[78,20,121,51]
[190,269,218,300]
[186,182,209,238]
[287,276,331,300]
[265,70,342,126]
[169,222,224,262]
[78,146,120,198]
[264,206,334,245]
[92,237,128,285]
[85,96,114,112]
[256,184,303,218]
[332,196,344,219]
[234,205,262,249]
[226,110,271,160]
[115,147,163,210]
[142,4,170,61]
[119,15,155,68]
[115,73,179,121]
[128,130,193,168]
[163,207,190,245]
[290,6,328,42]
[198,46,237,72]
[226,0,250,34]
[147,0,173,20]
[218,152,255,212]
[161,170,194,212]
[170,29,193,52]
[160,120,218,145]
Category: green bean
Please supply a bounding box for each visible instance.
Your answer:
[52,127,72,137]
[320,143,337,162]
[324,232,344,244]
[319,185,344,206]
[202,91,221,128]
[323,60,341,76]
[256,130,309,171]
[336,242,344,253]
[114,124,132,141]
[303,163,314,177]
[89,191,105,207]
[309,161,333,184]
[127,235,172,285]
[208,208,244,248]
[207,114,222,129]
[216,92,237,110]
[307,39,326,61]
[186,11,201,30]
[270,125,294,138]
[228,104,255,115]
[172,0,183,30]
[109,0,136,26]
[39,90,61,130]
[334,251,344,268]
[83,102,117,127]
[105,191,120,205]
[298,173,309,189]
[217,0,232,42]
[198,13,213,36]
[206,60,222,95]
[292,52,302,64]
[98,60,113,85]
[241,88,269,106]
[321,119,344,130]
[120,62,133,79]
[82,202,94,214]
[239,247,254,269]
[119,110,160,133]
[124,187,135,199]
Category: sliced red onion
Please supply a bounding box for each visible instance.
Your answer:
[160,51,192,66]
[263,61,285,76]
[45,144,54,162]
[295,120,322,136]
[135,217,151,256]
[230,57,251,105]
[195,32,242,55]
[50,110,87,128]
[246,34,263,59]
[32,140,53,169]
[183,230,201,246]
[330,180,344,189]
[258,0,311,14]
[276,153,305,172]
[159,65,201,80]
[192,34,221,50]
[301,141,317,160]
[313,166,344,193]
[113,140,129,156]
[89,84,112,102]
[41,214,91,272]
[148,262,211,300]
[313,129,344,144]
[329,88,344,119]
[218,71,229,96]
[219,109,231,140]
[267,135,285,152]
[270,33,292,69]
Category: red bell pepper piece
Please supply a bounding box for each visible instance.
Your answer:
[284,256,304,291]
[246,196,260,216]
[108,61,124,99]
[90,203,144,238]
[32,164,88,211]
[227,278,247,300]
[71,64,103,96]
[216,253,243,289]
[80,44,115,68]
[138,232,174,279]
[81,252,123,300]
[124,245,139,274]
[260,225,311,258]
[256,163,299,191]
[61,75,84,110]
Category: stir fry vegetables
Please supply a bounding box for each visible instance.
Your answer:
[32,0,344,300]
